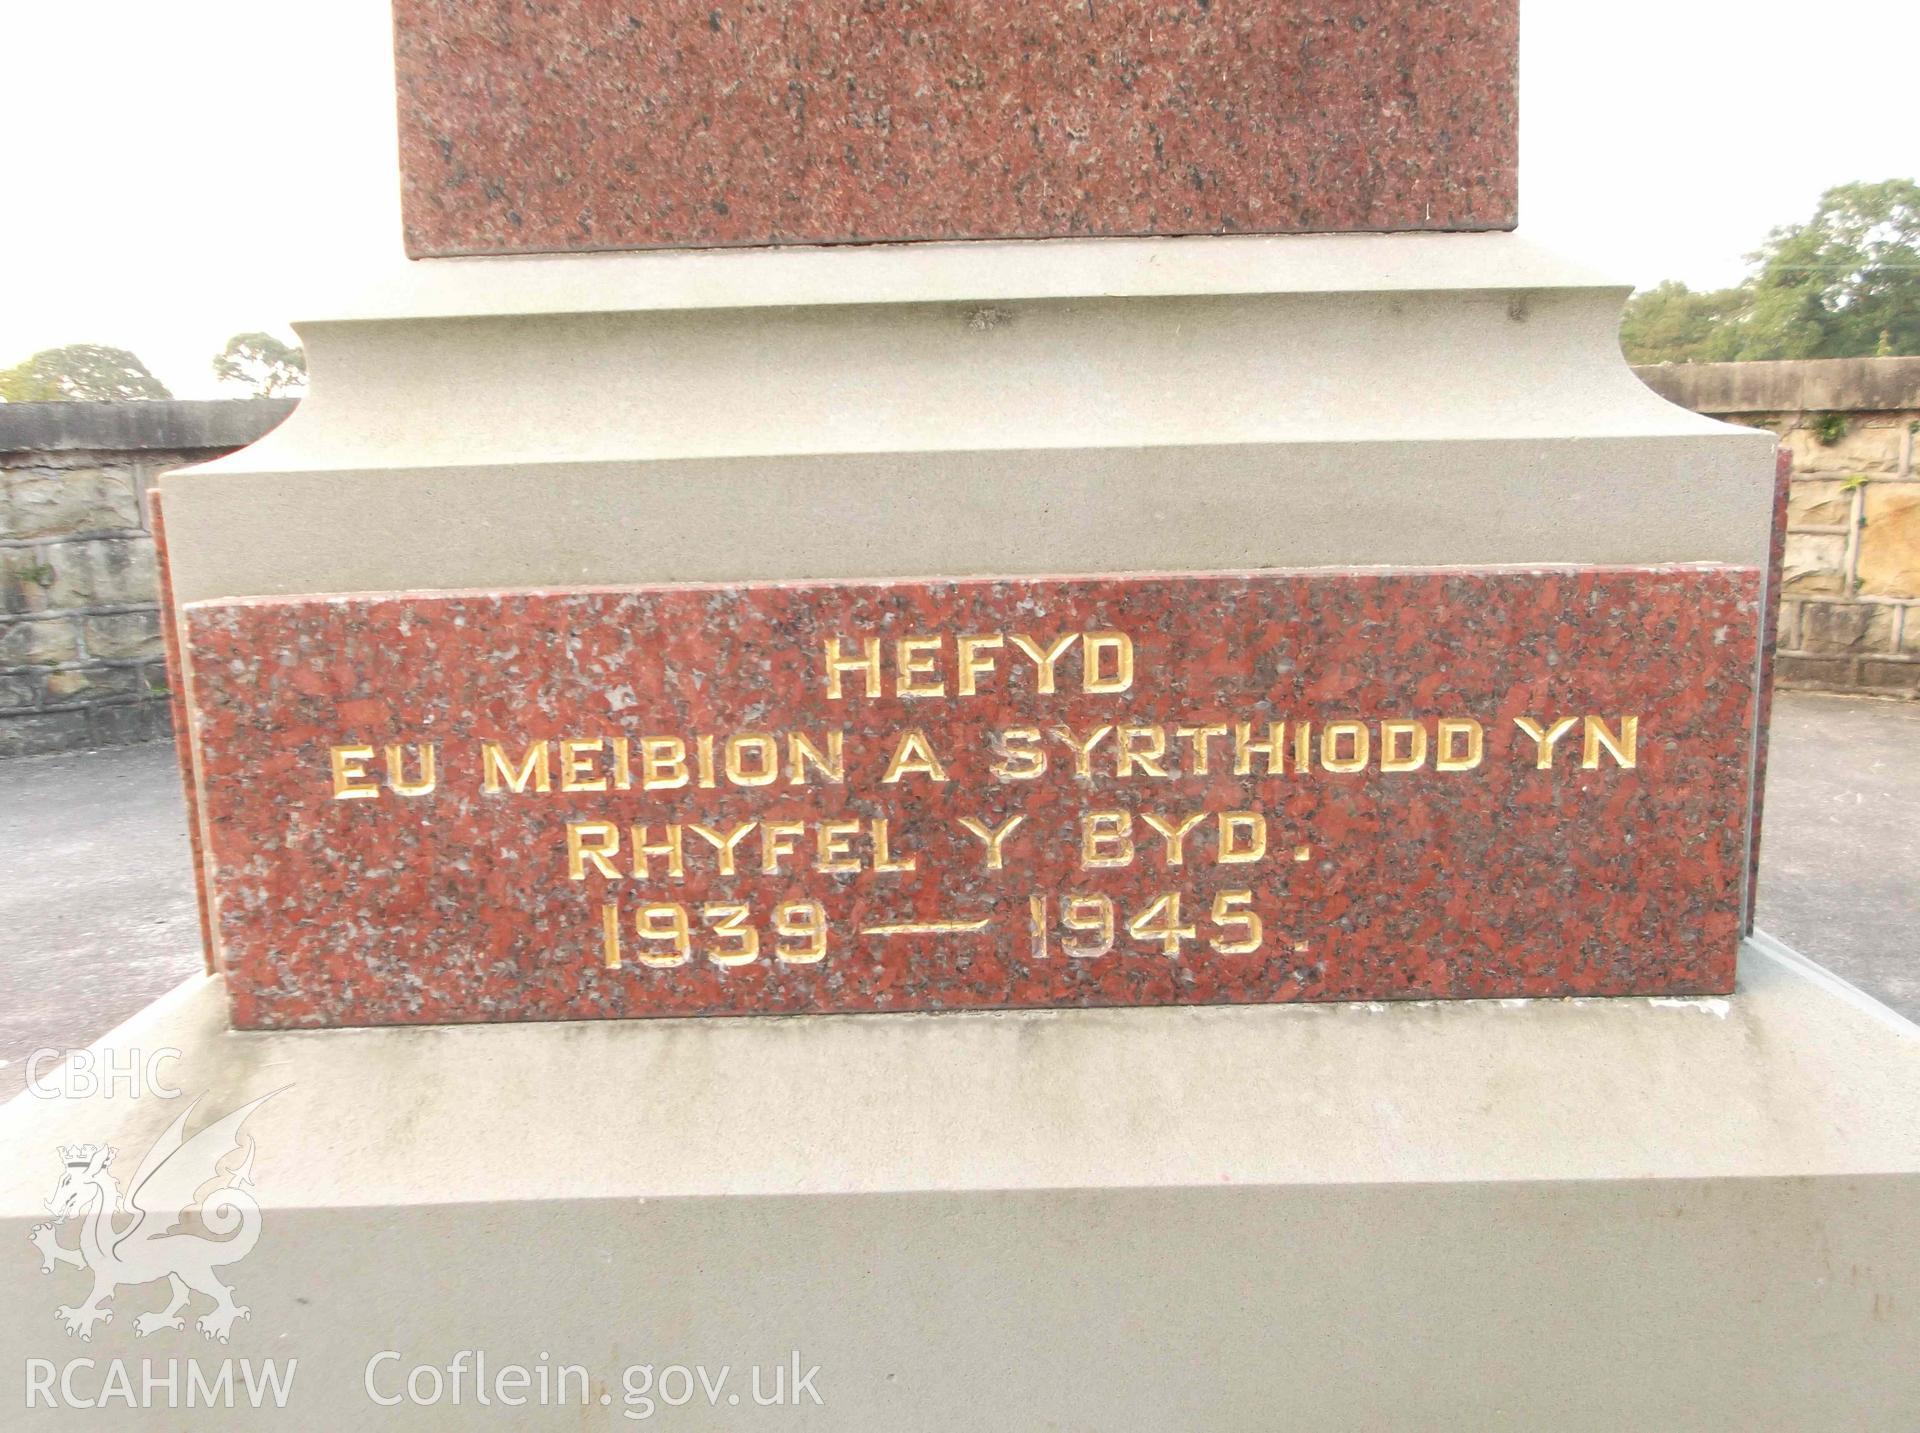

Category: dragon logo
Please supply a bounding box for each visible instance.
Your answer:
[27,1090,280,1343]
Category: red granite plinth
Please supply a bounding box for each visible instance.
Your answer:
[393,0,1518,257]
[1746,444,1792,931]
[148,490,216,976]
[181,566,1760,1030]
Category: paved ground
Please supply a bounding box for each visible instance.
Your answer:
[0,744,203,1102]
[1,691,1915,1102]
[1752,693,1920,1020]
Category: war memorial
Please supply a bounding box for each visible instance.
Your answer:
[4,2,1918,1425]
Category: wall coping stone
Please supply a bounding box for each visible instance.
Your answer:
[0,399,297,457]
[1634,357,1920,416]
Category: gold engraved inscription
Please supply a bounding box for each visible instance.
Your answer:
[320,619,1650,976]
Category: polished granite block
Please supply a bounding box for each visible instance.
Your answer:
[182,565,1759,1028]
[147,488,215,975]
[393,0,1518,256]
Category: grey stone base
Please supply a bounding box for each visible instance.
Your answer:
[0,697,171,759]
[1779,652,1920,699]
[1778,592,1920,701]
[2,399,295,761]
[2,932,1916,1429]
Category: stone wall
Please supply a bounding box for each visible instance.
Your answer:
[0,400,295,756]
[1636,358,1920,699]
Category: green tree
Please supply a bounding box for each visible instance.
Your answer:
[212,331,307,397]
[0,344,172,401]
[1735,179,1920,359]
[1619,281,1747,364]
[1624,180,1920,364]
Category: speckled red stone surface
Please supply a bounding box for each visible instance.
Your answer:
[1746,445,1791,932]
[149,490,215,976]
[183,566,1759,1030]
[393,0,1518,257]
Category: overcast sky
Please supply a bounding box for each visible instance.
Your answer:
[2,1,1915,398]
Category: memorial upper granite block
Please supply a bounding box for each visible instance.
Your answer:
[393,0,1519,255]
